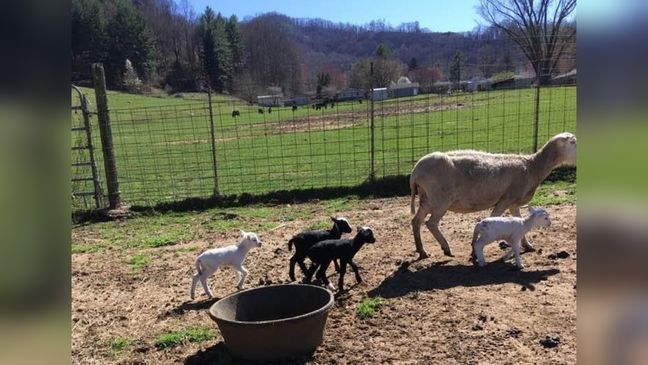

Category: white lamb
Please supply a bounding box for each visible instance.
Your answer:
[470,206,551,269]
[190,230,262,300]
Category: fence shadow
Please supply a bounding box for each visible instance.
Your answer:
[368,260,560,299]
[184,341,315,365]
[72,166,574,224]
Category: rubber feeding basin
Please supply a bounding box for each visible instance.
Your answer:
[208,284,334,361]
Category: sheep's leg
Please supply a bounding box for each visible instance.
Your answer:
[235,266,248,290]
[337,260,348,292]
[316,260,335,291]
[333,259,341,273]
[509,206,536,251]
[289,255,307,281]
[425,209,453,257]
[512,239,524,269]
[349,260,362,283]
[190,274,199,300]
[199,272,214,298]
[304,263,318,284]
[473,237,489,267]
[411,205,431,259]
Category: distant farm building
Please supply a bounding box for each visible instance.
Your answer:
[337,88,364,101]
[388,77,419,98]
[257,94,284,107]
[371,87,389,101]
[552,69,576,85]
[284,95,310,106]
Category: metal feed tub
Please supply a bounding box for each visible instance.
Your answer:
[208,284,334,361]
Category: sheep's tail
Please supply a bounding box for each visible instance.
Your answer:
[195,258,204,276]
[409,174,417,215]
[288,238,296,251]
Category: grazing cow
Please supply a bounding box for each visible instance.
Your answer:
[231,110,240,118]
[268,107,272,114]
[258,108,264,114]
[292,105,298,111]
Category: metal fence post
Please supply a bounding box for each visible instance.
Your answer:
[369,62,376,181]
[533,75,541,152]
[207,87,220,195]
[91,63,121,209]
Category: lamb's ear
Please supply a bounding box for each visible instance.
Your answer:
[330,216,336,222]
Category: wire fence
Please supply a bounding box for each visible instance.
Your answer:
[72,80,576,211]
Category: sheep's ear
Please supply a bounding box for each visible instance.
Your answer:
[330,216,336,222]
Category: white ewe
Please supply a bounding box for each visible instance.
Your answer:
[190,230,262,300]
[409,132,576,259]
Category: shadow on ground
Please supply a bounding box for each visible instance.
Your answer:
[184,342,315,365]
[172,298,220,315]
[368,260,560,298]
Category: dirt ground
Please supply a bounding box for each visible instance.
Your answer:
[72,197,576,364]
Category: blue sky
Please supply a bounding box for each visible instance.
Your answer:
[186,0,485,32]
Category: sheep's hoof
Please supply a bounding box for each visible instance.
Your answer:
[417,251,430,260]
[443,251,454,257]
[522,242,536,252]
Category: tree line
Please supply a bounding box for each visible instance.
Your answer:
[71,0,576,97]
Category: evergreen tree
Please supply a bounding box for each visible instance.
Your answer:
[408,57,418,71]
[449,51,464,84]
[225,15,244,79]
[375,42,392,58]
[199,8,232,92]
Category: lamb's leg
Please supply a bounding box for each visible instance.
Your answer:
[190,274,199,300]
[199,272,214,298]
[304,262,318,284]
[512,239,524,269]
[411,205,431,259]
[289,255,300,281]
[425,209,453,257]
[473,237,489,267]
[333,259,341,273]
[235,266,248,290]
[337,260,348,292]
[349,260,362,283]
[316,260,334,291]
[509,206,536,251]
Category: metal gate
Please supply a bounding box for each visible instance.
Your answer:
[71,85,103,209]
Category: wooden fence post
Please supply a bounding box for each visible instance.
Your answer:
[92,63,121,209]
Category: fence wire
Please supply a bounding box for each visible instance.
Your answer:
[79,83,576,208]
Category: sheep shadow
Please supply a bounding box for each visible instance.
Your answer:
[184,341,315,365]
[368,260,560,298]
[172,298,220,316]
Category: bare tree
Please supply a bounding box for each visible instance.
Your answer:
[479,0,576,84]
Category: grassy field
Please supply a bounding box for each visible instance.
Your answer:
[72,86,576,208]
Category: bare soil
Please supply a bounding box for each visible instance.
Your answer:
[72,198,576,364]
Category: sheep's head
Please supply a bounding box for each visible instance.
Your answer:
[356,226,376,243]
[528,206,551,228]
[239,230,262,248]
[331,216,353,233]
[550,132,577,165]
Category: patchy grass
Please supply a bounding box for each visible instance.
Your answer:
[154,327,215,349]
[106,337,131,352]
[127,253,150,272]
[530,181,576,206]
[72,243,104,254]
[356,297,386,319]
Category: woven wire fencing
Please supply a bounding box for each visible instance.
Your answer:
[78,82,576,209]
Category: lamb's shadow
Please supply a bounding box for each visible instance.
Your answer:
[184,341,315,365]
[368,260,560,298]
[172,298,220,315]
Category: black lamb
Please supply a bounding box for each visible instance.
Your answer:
[287,216,352,281]
[304,226,376,292]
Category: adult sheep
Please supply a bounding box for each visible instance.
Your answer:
[409,132,576,259]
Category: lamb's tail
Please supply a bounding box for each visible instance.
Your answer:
[288,238,296,251]
[409,174,417,215]
[195,258,204,276]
